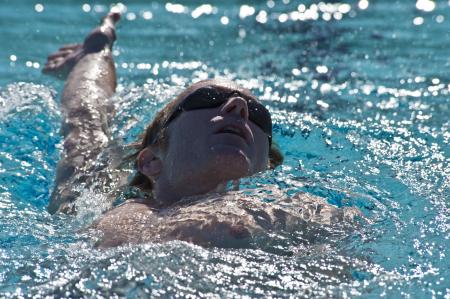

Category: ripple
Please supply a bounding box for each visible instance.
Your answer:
[0,1,449,297]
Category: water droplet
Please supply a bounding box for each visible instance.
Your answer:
[34,3,44,13]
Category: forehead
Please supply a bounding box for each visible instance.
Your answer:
[179,79,258,103]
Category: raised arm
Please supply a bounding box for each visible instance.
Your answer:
[44,12,121,214]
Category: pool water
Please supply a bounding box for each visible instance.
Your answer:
[0,0,449,297]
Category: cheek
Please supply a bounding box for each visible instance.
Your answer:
[165,113,211,161]
[257,144,270,170]
[251,125,270,171]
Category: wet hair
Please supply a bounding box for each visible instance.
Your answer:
[127,81,284,194]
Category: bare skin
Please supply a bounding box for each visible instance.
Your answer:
[43,12,119,79]
[92,190,362,248]
[45,12,122,214]
[45,12,363,248]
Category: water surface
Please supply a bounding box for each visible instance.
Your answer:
[0,0,449,297]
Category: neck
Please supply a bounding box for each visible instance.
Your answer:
[153,178,236,207]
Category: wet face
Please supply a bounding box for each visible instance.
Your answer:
[158,80,270,197]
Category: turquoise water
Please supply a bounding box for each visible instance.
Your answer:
[1,0,449,297]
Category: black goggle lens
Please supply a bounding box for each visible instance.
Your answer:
[174,86,272,138]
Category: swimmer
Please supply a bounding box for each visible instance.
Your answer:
[44,12,361,248]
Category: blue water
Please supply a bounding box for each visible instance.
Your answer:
[1,0,449,297]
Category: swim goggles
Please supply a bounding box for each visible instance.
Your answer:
[164,86,272,145]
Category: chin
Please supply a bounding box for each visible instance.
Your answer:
[208,144,252,180]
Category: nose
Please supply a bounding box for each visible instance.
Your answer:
[220,95,249,121]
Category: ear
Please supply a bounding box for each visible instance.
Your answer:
[137,147,163,179]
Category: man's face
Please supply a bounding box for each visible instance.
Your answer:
[158,81,270,195]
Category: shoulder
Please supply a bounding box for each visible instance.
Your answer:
[90,199,157,247]
[287,192,364,225]
[101,199,155,219]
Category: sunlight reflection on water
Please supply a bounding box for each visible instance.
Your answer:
[0,0,449,297]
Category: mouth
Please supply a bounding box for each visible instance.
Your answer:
[215,124,250,144]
